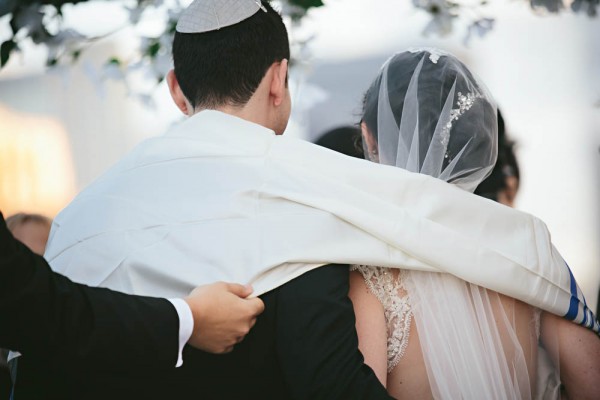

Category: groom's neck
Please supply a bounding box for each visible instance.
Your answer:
[190,73,286,135]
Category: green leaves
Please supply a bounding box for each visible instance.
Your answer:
[0,0,17,18]
[107,57,122,66]
[145,40,161,58]
[0,40,17,67]
[71,49,82,61]
[287,0,325,11]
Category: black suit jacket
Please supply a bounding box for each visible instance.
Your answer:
[16,265,392,400]
[0,213,180,374]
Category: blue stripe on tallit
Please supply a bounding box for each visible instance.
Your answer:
[564,265,579,321]
[563,262,599,335]
[585,305,598,334]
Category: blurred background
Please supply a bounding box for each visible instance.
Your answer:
[0,0,598,310]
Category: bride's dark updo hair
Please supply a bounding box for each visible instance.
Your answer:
[360,50,498,191]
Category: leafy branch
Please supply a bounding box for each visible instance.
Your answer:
[0,0,595,105]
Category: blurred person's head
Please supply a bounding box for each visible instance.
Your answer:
[6,213,52,255]
[315,126,364,159]
[359,49,498,193]
[474,110,520,207]
[167,1,291,134]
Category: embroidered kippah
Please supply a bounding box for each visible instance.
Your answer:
[176,0,266,34]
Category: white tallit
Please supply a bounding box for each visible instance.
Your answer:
[46,110,598,334]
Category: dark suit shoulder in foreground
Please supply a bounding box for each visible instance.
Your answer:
[0,214,179,373]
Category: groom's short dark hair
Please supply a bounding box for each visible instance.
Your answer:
[172,1,290,109]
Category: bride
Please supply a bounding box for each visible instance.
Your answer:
[349,49,600,399]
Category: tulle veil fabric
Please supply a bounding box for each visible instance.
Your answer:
[361,49,560,399]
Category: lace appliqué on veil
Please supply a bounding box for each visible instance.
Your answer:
[441,91,485,147]
[407,47,449,64]
[351,265,413,372]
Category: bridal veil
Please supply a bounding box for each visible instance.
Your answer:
[360,49,560,399]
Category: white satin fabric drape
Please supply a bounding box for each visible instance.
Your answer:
[45,111,595,334]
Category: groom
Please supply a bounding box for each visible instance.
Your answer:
[15,1,392,399]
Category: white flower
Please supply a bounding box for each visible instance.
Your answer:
[126,6,145,24]
[46,28,86,49]
[135,93,157,109]
[83,61,107,98]
[152,52,173,79]
[414,0,458,37]
[167,7,184,22]
[464,18,495,45]
[276,1,308,21]
[103,63,126,82]
[158,33,173,52]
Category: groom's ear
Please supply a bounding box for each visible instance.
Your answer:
[167,69,192,115]
[269,59,289,107]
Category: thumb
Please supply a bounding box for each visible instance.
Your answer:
[225,282,253,298]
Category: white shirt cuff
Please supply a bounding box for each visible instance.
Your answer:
[167,298,194,367]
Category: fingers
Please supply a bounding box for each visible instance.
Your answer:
[246,297,265,316]
[187,282,264,354]
[224,282,253,298]
[228,283,264,316]
[220,335,245,354]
